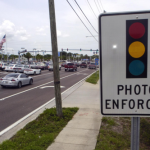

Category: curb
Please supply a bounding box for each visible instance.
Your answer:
[0,70,97,143]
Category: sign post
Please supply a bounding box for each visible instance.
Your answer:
[99,11,150,150]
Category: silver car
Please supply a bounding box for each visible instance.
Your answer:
[13,65,30,73]
[0,73,33,88]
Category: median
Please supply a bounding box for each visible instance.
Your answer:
[0,107,79,150]
[86,71,99,84]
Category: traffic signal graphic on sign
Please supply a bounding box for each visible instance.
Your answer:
[126,19,148,78]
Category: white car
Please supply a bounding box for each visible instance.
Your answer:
[24,66,41,75]
[48,63,61,71]
[5,64,17,72]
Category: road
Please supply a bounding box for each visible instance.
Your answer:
[0,67,96,132]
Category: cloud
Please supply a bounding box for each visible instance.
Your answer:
[16,27,30,41]
[0,20,30,41]
[0,20,15,38]
[57,30,61,37]
[62,34,69,37]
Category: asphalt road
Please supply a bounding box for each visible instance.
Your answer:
[0,67,96,132]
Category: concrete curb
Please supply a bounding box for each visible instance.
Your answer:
[0,70,97,143]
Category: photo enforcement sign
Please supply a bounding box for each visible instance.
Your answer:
[99,11,150,116]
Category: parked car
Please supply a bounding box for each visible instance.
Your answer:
[0,73,33,88]
[36,62,47,70]
[5,64,17,72]
[13,65,30,73]
[24,66,41,75]
[48,63,61,71]
[65,63,77,72]
[0,62,8,71]
[88,63,96,69]
[61,62,67,67]
[80,62,87,68]
[74,62,80,67]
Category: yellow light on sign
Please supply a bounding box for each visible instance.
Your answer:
[128,41,145,58]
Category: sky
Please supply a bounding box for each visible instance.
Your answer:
[0,0,149,56]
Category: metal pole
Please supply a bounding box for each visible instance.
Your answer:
[131,117,140,150]
[18,51,20,64]
[48,0,63,117]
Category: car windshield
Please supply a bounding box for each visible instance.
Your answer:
[5,74,19,78]
[91,63,95,65]
[9,65,15,67]
[4,64,8,66]
[67,63,74,66]
[82,62,86,64]
[16,65,23,67]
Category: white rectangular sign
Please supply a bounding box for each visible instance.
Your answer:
[99,11,150,116]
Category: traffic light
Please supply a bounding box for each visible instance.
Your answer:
[67,48,68,51]
[126,19,148,78]
[80,48,81,51]
[90,49,92,51]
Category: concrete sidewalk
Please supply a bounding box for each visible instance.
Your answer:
[47,81,102,150]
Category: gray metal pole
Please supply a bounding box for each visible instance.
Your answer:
[131,117,140,150]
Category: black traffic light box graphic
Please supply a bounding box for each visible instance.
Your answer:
[126,19,148,78]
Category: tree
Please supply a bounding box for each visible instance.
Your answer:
[36,54,43,61]
[24,52,33,62]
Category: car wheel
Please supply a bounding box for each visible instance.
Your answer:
[18,82,22,88]
[29,79,33,85]
[1,85,5,88]
[76,68,77,71]
[65,69,67,72]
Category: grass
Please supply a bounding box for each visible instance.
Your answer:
[95,117,150,150]
[0,107,79,150]
[86,71,99,84]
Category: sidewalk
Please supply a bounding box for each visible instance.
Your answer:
[47,81,102,150]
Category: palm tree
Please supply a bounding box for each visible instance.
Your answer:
[24,52,33,62]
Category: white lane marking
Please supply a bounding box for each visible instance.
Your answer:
[0,70,96,136]
[0,69,88,101]
[76,73,88,75]
[40,86,65,89]
[0,72,8,75]
[32,72,53,78]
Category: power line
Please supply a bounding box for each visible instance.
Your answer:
[97,0,103,12]
[66,0,98,42]
[94,0,101,13]
[87,0,97,19]
[74,0,98,33]
[98,0,104,11]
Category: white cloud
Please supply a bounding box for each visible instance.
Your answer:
[62,34,69,37]
[0,20,15,38]
[16,27,30,41]
[57,30,61,37]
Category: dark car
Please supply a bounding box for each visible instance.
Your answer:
[65,63,77,72]
[80,62,87,68]
[74,62,80,67]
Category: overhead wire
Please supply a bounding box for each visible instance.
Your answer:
[74,0,98,33]
[98,0,104,11]
[87,0,97,19]
[66,0,98,42]
[97,0,103,12]
[94,0,101,13]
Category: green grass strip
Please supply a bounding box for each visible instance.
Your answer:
[0,107,79,150]
[86,71,99,84]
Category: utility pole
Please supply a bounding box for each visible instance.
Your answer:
[48,0,63,117]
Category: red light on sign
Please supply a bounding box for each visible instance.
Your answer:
[129,22,145,39]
